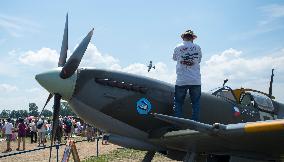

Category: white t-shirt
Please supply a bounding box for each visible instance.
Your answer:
[3,122,13,134]
[30,122,37,132]
[173,41,202,86]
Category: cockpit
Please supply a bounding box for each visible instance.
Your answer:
[211,86,275,112]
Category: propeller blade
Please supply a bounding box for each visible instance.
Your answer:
[60,28,94,79]
[49,94,61,162]
[39,93,53,117]
[58,13,69,67]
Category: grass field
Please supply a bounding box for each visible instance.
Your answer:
[83,148,177,162]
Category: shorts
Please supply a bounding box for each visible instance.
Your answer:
[38,132,45,139]
[18,132,26,137]
[5,134,12,141]
[64,127,71,134]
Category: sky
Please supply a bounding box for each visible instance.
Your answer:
[0,0,284,111]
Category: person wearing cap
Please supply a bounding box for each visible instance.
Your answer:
[172,29,202,121]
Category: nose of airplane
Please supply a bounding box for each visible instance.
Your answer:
[35,68,77,101]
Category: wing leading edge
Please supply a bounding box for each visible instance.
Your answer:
[152,113,284,135]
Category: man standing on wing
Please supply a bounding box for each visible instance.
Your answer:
[172,29,202,121]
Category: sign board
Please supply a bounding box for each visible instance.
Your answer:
[61,140,80,162]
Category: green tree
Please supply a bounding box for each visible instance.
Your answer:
[29,103,39,116]
[42,109,53,118]
[10,110,20,118]
[59,102,76,117]
[18,110,29,118]
[0,109,10,118]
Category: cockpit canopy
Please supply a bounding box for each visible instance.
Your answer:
[211,86,275,112]
[250,93,274,112]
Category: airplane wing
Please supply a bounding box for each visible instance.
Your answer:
[152,113,284,135]
[151,113,284,158]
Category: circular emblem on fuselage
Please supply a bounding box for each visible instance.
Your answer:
[136,98,152,115]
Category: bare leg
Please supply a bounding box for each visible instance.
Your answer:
[23,137,25,150]
[17,137,21,150]
[7,136,11,151]
[7,141,10,151]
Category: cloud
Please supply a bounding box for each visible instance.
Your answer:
[81,44,175,83]
[81,44,119,67]
[81,45,284,102]
[0,84,18,92]
[111,62,176,84]
[260,4,284,18]
[258,4,284,26]
[17,45,284,103]
[201,48,284,98]
[231,25,283,40]
[0,86,49,110]
[232,4,284,40]
[18,48,58,69]
[0,14,40,37]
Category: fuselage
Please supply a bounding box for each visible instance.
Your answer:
[36,67,284,159]
[69,68,282,133]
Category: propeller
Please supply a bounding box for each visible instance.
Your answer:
[60,28,94,79]
[58,13,68,67]
[48,94,61,162]
[38,93,53,117]
[41,13,94,162]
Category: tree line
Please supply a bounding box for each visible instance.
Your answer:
[0,102,76,119]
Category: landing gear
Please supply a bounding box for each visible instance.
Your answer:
[142,151,156,162]
[183,152,196,162]
[206,154,230,162]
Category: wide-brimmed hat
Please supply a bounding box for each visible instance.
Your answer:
[181,30,197,39]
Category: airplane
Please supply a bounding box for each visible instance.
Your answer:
[147,61,155,72]
[35,15,284,162]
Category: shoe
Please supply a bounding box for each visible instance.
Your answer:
[16,148,20,151]
[8,148,12,152]
[2,149,9,153]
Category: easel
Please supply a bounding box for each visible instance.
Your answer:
[61,140,80,162]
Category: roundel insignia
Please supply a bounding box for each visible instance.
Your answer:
[136,98,152,115]
[233,106,241,117]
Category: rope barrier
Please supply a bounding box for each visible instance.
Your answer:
[0,137,100,159]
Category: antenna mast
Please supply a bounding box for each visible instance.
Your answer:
[268,69,274,98]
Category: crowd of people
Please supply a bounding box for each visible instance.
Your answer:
[0,116,100,153]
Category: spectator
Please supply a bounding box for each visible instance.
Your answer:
[86,125,94,142]
[46,119,51,139]
[17,118,27,151]
[2,118,14,152]
[29,119,37,143]
[63,117,72,140]
[37,119,46,147]
[76,120,81,135]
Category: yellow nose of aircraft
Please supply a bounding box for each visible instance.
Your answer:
[35,67,77,101]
